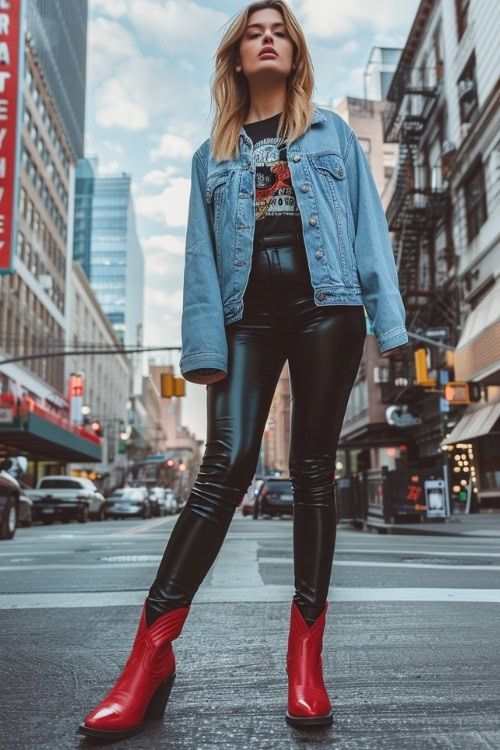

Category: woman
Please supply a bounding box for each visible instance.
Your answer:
[79,0,408,738]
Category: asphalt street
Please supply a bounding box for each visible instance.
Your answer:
[0,513,499,750]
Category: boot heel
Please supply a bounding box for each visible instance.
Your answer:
[145,673,176,720]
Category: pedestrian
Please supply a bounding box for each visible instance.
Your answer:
[79,0,408,738]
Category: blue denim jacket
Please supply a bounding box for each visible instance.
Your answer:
[180,106,408,381]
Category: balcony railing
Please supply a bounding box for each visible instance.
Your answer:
[387,163,448,233]
[383,64,441,143]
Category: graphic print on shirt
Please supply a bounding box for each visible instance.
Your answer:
[252,136,301,223]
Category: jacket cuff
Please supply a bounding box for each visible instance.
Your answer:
[377,327,409,353]
[180,354,228,383]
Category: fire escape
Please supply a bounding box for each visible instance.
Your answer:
[381,63,455,405]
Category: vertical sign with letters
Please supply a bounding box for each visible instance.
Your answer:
[0,0,24,275]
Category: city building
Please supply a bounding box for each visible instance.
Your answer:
[364,46,403,103]
[65,262,131,491]
[26,0,88,159]
[73,158,145,350]
[332,94,405,476]
[381,0,500,510]
[0,0,99,472]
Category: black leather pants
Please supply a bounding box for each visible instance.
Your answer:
[146,231,366,626]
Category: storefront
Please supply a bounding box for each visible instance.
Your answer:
[0,393,102,482]
[441,400,500,511]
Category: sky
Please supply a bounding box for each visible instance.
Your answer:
[85,0,420,444]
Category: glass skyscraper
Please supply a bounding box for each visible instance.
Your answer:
[74,159,144,347]
[26,0,88,159]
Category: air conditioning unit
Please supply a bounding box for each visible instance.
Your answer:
[458,78,475,101]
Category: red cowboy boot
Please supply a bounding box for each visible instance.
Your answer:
[285,599,333,726]
[79,603,190,739]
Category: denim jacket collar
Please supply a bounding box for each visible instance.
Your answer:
[239,106,327,143]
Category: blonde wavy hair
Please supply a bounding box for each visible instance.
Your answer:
[210,0,316,162]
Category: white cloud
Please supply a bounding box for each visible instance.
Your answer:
[127,0,228,55]
[143,167,181,186]
[150,133,193,161]
[93,56,206,132]
[288,0,420,39]
[135,178,191,228]
[142,234,185,255]
[89,0,128,16]
[87,18,141,89]
[98,160,121,174]
[95,78,148,130]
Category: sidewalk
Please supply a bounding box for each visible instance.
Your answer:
[357,512,500,538]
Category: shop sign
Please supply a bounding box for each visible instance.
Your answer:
[0,0,24,274]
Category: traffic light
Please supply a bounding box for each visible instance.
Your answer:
[160,373,185,398]
[414,348,436,387]
[91,420,103,437]
[444,382,470,404]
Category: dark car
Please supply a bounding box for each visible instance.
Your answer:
[18,493,33,527]
[105,487,152,519]
[255,477,294,518]
[0,460,20,540]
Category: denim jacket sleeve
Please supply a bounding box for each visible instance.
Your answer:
[179,148,228,383]
[344,129,409,354]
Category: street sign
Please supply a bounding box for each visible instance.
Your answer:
[425,479,449,518]
[423,327,450,338]
[0,0,24,274]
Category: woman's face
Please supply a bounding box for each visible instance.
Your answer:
[237,7,295,81]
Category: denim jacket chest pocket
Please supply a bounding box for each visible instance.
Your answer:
[308,151,359,286]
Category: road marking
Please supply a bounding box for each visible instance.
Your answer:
[111,517,174,536]
[258,558,500,571]
[1,587,499,609]
[3,558,500,573]
[210,540,264,588]
[333,548,500,558]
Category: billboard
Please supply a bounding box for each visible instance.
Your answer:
[0,0,24,275]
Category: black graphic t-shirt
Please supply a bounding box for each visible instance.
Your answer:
[244,112,302,239]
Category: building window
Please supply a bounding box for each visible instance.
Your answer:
[19,187,26,217]
[463,159,487,242]
[455,0,470,41]
[458,53,478,124]
[17,232,24,263]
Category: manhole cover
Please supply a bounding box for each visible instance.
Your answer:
[100,555,162,562]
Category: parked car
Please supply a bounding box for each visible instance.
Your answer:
[241,478,265,517]
[25,476,106,524]
[148,487,165,516]
[255,477,294,518]
[163,488,177,515]
[18,493,33,527]
[0,459,20,540]
[105,487,152,519]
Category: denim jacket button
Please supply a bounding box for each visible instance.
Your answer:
[337,167,344,177]
[315,251,323,259]
[206,190,212,203]
[293,155,301,162]
[309,217,317,226]
[317,292,325,301]
[301,184,309,192]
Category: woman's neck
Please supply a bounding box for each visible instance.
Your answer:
[244,81,287,124]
